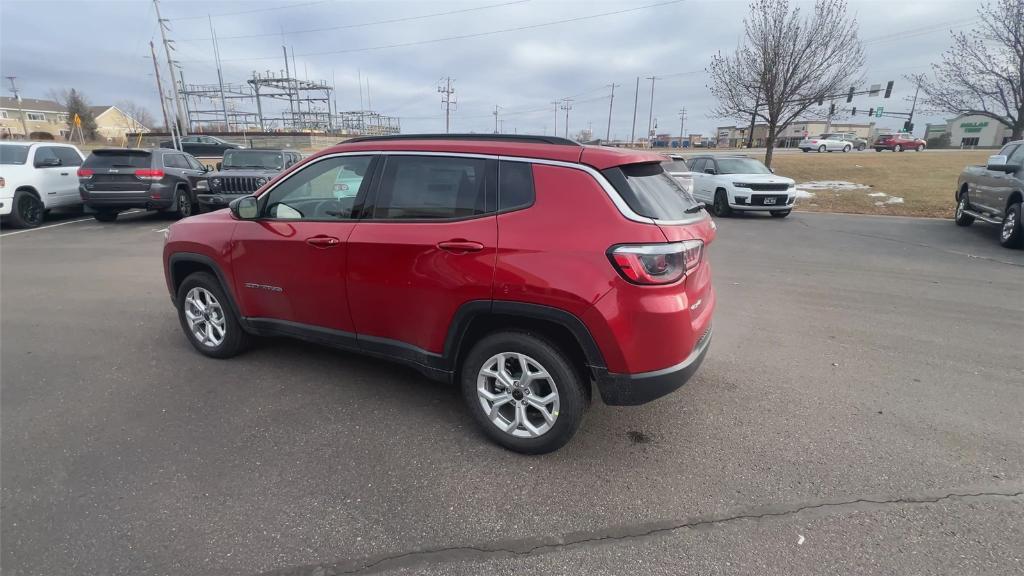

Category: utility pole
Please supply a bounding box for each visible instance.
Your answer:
[4,76,29,140]
[149,41,173,147]
[208,16,228,131]
[493,105,501,133]
[550,100,559,136]
[630,77,639,146]
[437,76,455,134]
[645,76,658,147]
[153,0,187,136]
[678,108,687,148]
[284,46,295,123]
[906,80,921,133]
[605,83,619,142]
[560,99,573,139]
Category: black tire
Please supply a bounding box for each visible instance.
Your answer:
[842,145,851,153]
[801,148,809,153]
[712,189,733,217]
[175,188,194,219]
[916,144,925,152]
[9,190,44,228]
[874,148,883,152]
[93,210,118,222]
[857,144,866,151]
[818,145,827,153]
[175,271,249,358]
[460,331,587,454]
[1000,202,1023,249]
[954,192,974,227]
[770,209,791,218]
[894,144,903,152]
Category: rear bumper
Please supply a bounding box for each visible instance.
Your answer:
[82,184,174,211]
[594,327,712,406]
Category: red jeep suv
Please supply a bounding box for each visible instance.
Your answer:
[162,134,716,453]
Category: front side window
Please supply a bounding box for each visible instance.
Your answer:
[1006,144,1024,165]
[688,158,706,173]
[373,155,493,220]
[164,154,189,169]
[52,147,82,166]
[33,146,59,166]
[185,155,204,170]
[263,155,373,221]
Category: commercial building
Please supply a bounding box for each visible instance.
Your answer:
[0,97,69,140]
[945,113,1013,147]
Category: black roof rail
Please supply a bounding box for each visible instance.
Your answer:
[339,133,581,146]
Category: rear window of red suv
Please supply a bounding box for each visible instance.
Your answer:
[601,162,701,220]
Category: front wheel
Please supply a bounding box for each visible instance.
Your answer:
[176,272,249,358]
[916,144,925,152]
[712,190,733,217]
[954,193,974,226]
[9,191,44,228]
[818,145,827,153]
[894,144,903,152]
[770,209,791,218]
[461,331,587,454]
[857,144,866,151]
[1001,202,1023,249]
[842,145,851,153]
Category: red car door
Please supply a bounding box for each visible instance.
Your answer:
[230,154,378,335]
[346,154,497,359]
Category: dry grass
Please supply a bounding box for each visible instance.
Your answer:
[770,150,991,218]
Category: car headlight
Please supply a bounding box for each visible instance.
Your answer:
[196,180,209,191]
[256,177,268,187]
[210,178,222,189]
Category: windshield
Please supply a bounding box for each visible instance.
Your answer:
[602,161,701,220]
[716,158,771,174]
[0,144,30,165]
[222,150,283,170]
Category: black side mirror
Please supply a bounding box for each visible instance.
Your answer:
[215,162,222,171]
[229,195,259,220]
[35,157,61,168]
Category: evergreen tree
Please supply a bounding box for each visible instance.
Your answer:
[64,89,97,140]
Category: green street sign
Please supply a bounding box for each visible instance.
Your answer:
[875,107,884,118]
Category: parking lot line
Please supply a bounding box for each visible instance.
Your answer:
[0,210,147,238]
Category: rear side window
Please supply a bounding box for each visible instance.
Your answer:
[498,160,534,211]
[85,151,151,169]
[0,144,29,165]
[373,155,495,220]
[601,162,701,220]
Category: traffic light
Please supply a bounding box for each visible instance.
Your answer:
[868,108,874,118]
[846,86,855,103]
[829,103,836,115]
[852,107,857,116]
[817,96,824,106]
[903,121,914,132]
[884,80,894,98]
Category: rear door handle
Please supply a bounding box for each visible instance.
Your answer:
[437,239,484,253]
[306,235,341,248]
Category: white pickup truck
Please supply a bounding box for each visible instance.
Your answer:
[0,142,85,228]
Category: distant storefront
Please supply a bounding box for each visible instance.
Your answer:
[946,113,1013,147]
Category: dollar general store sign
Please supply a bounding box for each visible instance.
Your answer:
[960,121,989,133]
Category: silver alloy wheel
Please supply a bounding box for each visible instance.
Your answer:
[1003,210,1016,241]
[178,193,192,217]
[956,196,966,219]
[477,352,560,438]
[183,286,226,348]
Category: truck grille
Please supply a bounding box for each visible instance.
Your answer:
[747,183,790,192]
[221,177,259,193]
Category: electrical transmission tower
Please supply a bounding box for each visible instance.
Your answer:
[493,105,501,134]
[153,0,187,136]
[437,77,455,134]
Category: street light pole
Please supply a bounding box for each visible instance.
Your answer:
[605,83,619,142]
[646,76,658,147]
[630,77,639,146]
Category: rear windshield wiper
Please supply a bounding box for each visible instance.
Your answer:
[684,205,705,214]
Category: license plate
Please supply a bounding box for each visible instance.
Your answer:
[764,197,777,205]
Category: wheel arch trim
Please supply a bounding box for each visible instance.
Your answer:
[167,252,242,320]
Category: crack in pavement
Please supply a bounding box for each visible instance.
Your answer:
[258,489,1024,575]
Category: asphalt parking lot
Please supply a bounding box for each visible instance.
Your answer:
[2,210,1022,575]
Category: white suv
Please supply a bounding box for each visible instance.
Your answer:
[1,142,85,228]
[687,155,797,218]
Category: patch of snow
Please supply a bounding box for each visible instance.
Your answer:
[874,201,884,206]
[797,180,871,190]
[793,188,816,199]
[886,196,904,204]
[867,192,887,197]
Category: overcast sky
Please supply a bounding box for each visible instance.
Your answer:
[1,0,981,137]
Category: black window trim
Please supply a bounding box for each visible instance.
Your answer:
[255,153,380,223]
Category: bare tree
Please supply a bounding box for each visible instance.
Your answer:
[115,100,156,131]
[918,0,1024,139]
[708,0,865,167]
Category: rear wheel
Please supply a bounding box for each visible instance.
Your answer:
[461,331,587,454]
[175,189,194,219]
[770,209,791,218]
[1000,202,1023,249]
[9,191,44,228]
[176,272,249,358]
[916,144,925,152]
[713,189,733,217]
[818,145,827,153]
[93,210,118,222]
[857,143,866,151]
[954,192,974,226]
[842,145,851,153]
[894,144,903,152]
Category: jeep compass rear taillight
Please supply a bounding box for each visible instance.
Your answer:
[609,240,703,285]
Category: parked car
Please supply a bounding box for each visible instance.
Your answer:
[78,148,208,222]
[687,155,797,218]
[0,142,85,228]
[196,149,301,210]
[841,132,869,151]
[160,135,244,157]
[162,134,716,453]
[954,139,1024,248]
[874,133,926,152]
[798,133,855,153]
[661,153,692,194]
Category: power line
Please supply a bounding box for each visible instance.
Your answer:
[168,0,331,21]
[177,0,529,42]
[184,0,684,63]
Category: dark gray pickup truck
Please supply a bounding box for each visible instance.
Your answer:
[955,139,1024,248]
[195,149,300,210]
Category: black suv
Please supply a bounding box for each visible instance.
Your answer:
[78,148,208,222]
[195,149,300,210]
